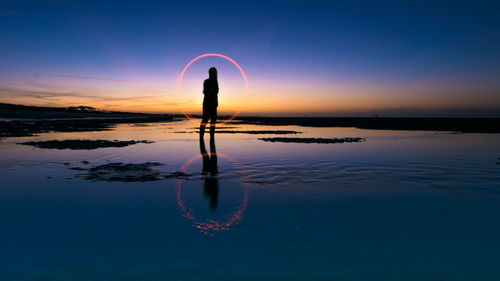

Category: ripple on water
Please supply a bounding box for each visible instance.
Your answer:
[236,158,500,195]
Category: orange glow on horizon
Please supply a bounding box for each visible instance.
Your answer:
[1,74,499,116]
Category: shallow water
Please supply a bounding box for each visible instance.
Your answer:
[1,121,500,280]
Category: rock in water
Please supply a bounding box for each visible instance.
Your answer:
[258,137,365,144]
[76,162,164,182]
[18,139,154,150]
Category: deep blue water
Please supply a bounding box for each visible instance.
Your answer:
[1,122,499,280]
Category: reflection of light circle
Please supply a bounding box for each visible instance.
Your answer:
[176,153,248,236]
[176,53,248,125]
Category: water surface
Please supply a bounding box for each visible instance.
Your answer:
[1,121,500,280]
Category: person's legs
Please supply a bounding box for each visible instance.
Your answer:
[209,107,217,136]
[200,106,209,138]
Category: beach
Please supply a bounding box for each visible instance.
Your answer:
[1,118,499,280]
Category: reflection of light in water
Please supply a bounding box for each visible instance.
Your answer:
[176,53,249,126]
[176,153,248,236]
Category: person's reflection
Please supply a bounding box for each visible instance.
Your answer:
[200,134,218,211]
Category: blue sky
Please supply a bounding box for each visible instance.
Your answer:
[1,0,499,116]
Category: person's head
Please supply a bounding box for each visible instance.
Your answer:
[209,67,217,79]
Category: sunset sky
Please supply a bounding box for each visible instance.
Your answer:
[1,1,499,116]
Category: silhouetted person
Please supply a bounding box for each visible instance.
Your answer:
[200,133,218,211]
[200,67,218,137]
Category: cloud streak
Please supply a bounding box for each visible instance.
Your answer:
[0,86,168,103]
[34,73,129,82]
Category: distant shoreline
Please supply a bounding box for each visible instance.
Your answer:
[0,103,177,139]
[0,102,170,119]
[1,103,499,139]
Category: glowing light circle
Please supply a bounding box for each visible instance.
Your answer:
[176,53,248,125]
[176,153,248,236]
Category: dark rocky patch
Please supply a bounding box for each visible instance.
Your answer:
[76,162,165,182]
[258,137,365,144]
[188,126,240,130]
[164,171,192,179]
[0,115,174,139]
[81,160,90,164]
[18,139,154,150]
[174,130,302,135]
[131,123,153,127]
[72,162,194,182]
[210,130,302,135]
[69,167,86,170]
